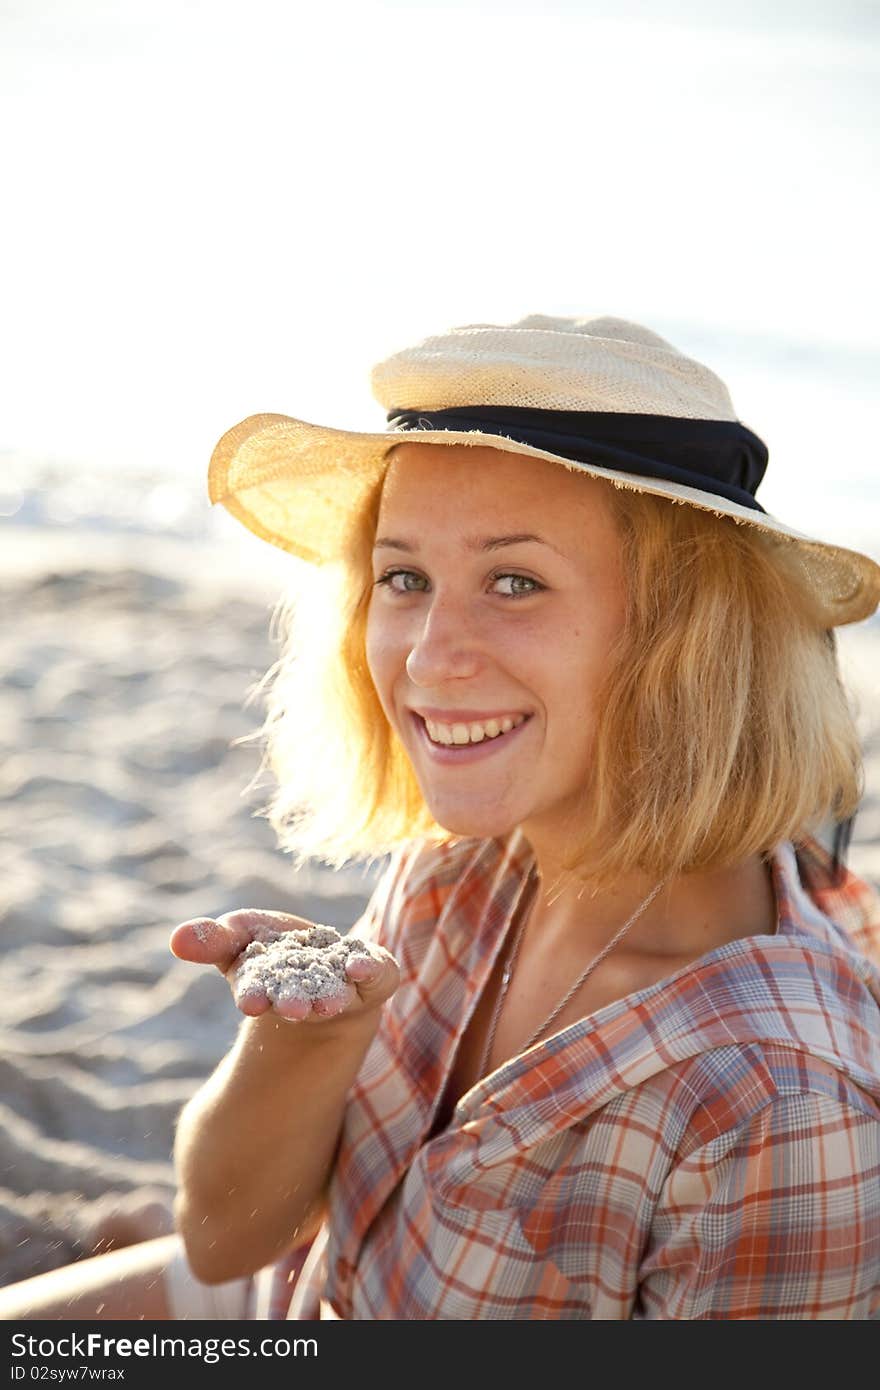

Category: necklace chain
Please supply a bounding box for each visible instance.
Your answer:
[476,869,668,1082]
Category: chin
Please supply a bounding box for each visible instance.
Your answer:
[425,801,523,841]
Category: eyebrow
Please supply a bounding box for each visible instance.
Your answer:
[373,533,562,555]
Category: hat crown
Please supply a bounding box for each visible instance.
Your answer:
[370,313,739,423]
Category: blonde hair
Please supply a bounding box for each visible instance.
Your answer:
[241,466,863,889]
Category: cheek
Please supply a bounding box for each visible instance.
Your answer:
[364,609,401,708]
[544,625,611,732]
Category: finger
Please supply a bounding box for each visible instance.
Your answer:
[272,995,313,1023]
[170,917,257,973]
[344,944,399,1005]
[169,918,236,967]
[170,910,315,974]
[308,983,357,1019]
[344,953,382,984]
[231,981,273,1016]
[264,982,356,1024]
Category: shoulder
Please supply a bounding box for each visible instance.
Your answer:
[641,1074,880,1318]
[590,1035,880,1190]
[658,1042,880,1158]
[792,833,880,969]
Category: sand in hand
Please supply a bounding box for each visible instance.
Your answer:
[234,925,373,1007]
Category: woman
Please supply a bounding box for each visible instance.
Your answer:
[4,314,880,1319]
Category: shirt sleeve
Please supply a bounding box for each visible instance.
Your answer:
[638,1091,880,1320]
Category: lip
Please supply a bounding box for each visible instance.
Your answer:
[409,710,533,763]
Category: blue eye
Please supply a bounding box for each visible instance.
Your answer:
[492,573,541,597]
[373,568,427,593]
[372,568,545,599]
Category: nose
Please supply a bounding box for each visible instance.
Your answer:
[404,593,484,687]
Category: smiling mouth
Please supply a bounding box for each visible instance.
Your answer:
[417,713,531,747]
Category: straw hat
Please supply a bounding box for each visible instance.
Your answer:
[208,313,880,627]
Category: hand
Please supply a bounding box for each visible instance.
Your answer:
[169,910,400,1025]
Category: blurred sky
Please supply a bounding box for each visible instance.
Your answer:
[1,0,878,553]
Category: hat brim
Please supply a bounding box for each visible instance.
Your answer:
[208,412,880,627]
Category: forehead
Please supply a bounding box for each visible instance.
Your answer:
[378,442,612,526]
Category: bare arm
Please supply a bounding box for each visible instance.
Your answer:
[170,909,399,1283]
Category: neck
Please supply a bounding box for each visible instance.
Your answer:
[518,827,778,960]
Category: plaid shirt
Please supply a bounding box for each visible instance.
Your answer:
[271,830,880,1320]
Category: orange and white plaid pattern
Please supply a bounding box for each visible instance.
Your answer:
[271,830,880,1320]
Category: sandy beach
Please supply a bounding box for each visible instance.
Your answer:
[0,527,381,1287]
[1,521,878,1290]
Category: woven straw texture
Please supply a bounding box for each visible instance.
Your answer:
[371,315,739,420]
[208,315,880,627]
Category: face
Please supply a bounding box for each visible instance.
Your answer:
[365,443,628,849]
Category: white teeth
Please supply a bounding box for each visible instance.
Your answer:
[423,714,527,747]
[425,720,454,745]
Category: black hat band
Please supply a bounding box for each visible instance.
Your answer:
[385,405,769,514]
